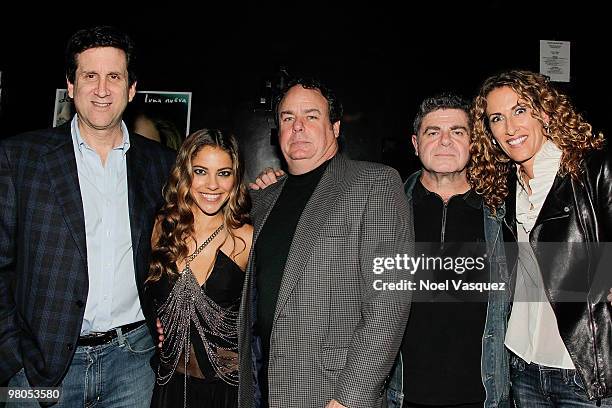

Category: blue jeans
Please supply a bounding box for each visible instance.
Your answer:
[8,323,155,407]
[510,354,612,407]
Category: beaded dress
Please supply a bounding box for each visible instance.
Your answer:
[150,237,244,408]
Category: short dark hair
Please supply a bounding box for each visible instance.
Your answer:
[413,93,471,135]
[274,77,343,127]
[65,25,137,86]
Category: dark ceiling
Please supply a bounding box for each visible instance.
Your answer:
[0,4,607,175]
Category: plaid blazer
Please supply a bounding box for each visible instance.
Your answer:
[0,123,175,387]
[238,154,414,408]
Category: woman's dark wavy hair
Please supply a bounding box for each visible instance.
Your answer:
[469,70,605,212]
[147,129,251,283]
[65,25,137,86]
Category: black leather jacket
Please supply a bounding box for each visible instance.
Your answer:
[503,148,612,400]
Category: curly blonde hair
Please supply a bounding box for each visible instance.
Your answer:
[468,70,605,212]
[147,129,251,283]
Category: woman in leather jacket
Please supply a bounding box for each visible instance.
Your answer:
[469,70,612,406]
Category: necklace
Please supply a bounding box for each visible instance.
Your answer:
[185,223,225,268]
[156,221,239,403]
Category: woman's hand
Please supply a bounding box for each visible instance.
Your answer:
[156,318,165,349]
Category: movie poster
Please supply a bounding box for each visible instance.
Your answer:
[53,89,192,150]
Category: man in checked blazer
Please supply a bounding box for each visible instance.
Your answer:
[0,26,174,406]
[238,78,414,408]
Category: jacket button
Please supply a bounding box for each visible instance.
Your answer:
[67,344,73,351]
[75,300,84,308]
[564,206,570,212]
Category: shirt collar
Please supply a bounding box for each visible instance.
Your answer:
[71,114,131,156]
[516,139,562,192]
[413,178,482,210]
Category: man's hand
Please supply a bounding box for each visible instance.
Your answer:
[325,400,347,408]
[248,168,285,190]
[156,318,165,349]
[608,288,612,306]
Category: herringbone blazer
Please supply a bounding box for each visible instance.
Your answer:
[238,154,413,408]
[0,123,175,387]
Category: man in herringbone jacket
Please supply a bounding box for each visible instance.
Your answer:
[238,78,413,408]
[0,26,175,406]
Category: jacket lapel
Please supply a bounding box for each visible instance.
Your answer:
[252,178,288,244]
[273,154,348,321]
[505,170,518,238]
[126,139,149,263]
[44,126,87,266]
[535,174,571,225]
[506,171,571,241]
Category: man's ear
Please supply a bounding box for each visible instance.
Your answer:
[332,121,340,138]
[128,81,137,102]
[67,78,74,98]
[411,134,419,156]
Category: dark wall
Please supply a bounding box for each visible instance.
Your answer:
[0,5,607,180]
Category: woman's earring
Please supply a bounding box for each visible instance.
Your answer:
[491,139,498,146]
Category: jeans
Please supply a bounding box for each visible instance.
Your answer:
[7,323,155,407]
[510,354,612,407]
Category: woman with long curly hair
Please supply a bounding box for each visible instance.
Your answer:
[469,70,612,406]
[146,129,252,407]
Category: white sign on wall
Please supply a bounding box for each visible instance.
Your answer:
[540,40,570,82]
